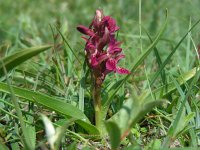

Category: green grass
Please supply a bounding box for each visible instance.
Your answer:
[0,0,200,149]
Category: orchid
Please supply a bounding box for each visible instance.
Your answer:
[77,10,130,129]
[77,9,130,86]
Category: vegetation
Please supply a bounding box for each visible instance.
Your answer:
[0,0,200,149]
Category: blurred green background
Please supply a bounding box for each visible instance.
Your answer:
[0,0,200,73]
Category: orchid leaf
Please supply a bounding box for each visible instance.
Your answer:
[108,92,164,140]
[0,82,100,135]
[0,82,89,121]
[105,121,121,150]
[0,45,51,76]
[106,67,199,140]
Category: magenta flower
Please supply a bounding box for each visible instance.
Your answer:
[77,10,130,86]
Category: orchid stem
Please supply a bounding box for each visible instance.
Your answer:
[93,85,102,130]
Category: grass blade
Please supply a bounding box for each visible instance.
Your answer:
[152,67,199,99]
[150,18,200,86]
[143,27,167,85]
[101,10,168,119]
[0,81,100,135]
[162,69,200,148]
[0,82,89,122]
[1,60,34,149]
[0,45,51,76]
[56,28,82,65]
[79,60,87,112]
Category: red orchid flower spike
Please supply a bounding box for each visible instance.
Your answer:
[77,9,130,86]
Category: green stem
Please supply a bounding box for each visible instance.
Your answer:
[1,60,32,150]
[93,85,102,130]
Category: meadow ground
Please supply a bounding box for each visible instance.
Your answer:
[0,0,200,149]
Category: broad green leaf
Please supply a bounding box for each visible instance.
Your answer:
[25,126,36,150]
[105,121,121,150]
[0,97,100,136]
[76,120,100,136]
[0,82,89,122]
[101,10,168,119]
[0,82,100,135]
[0,45,51,76]
[26,111,36,150]
[108,93,164,139]
[11,143,20,150]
